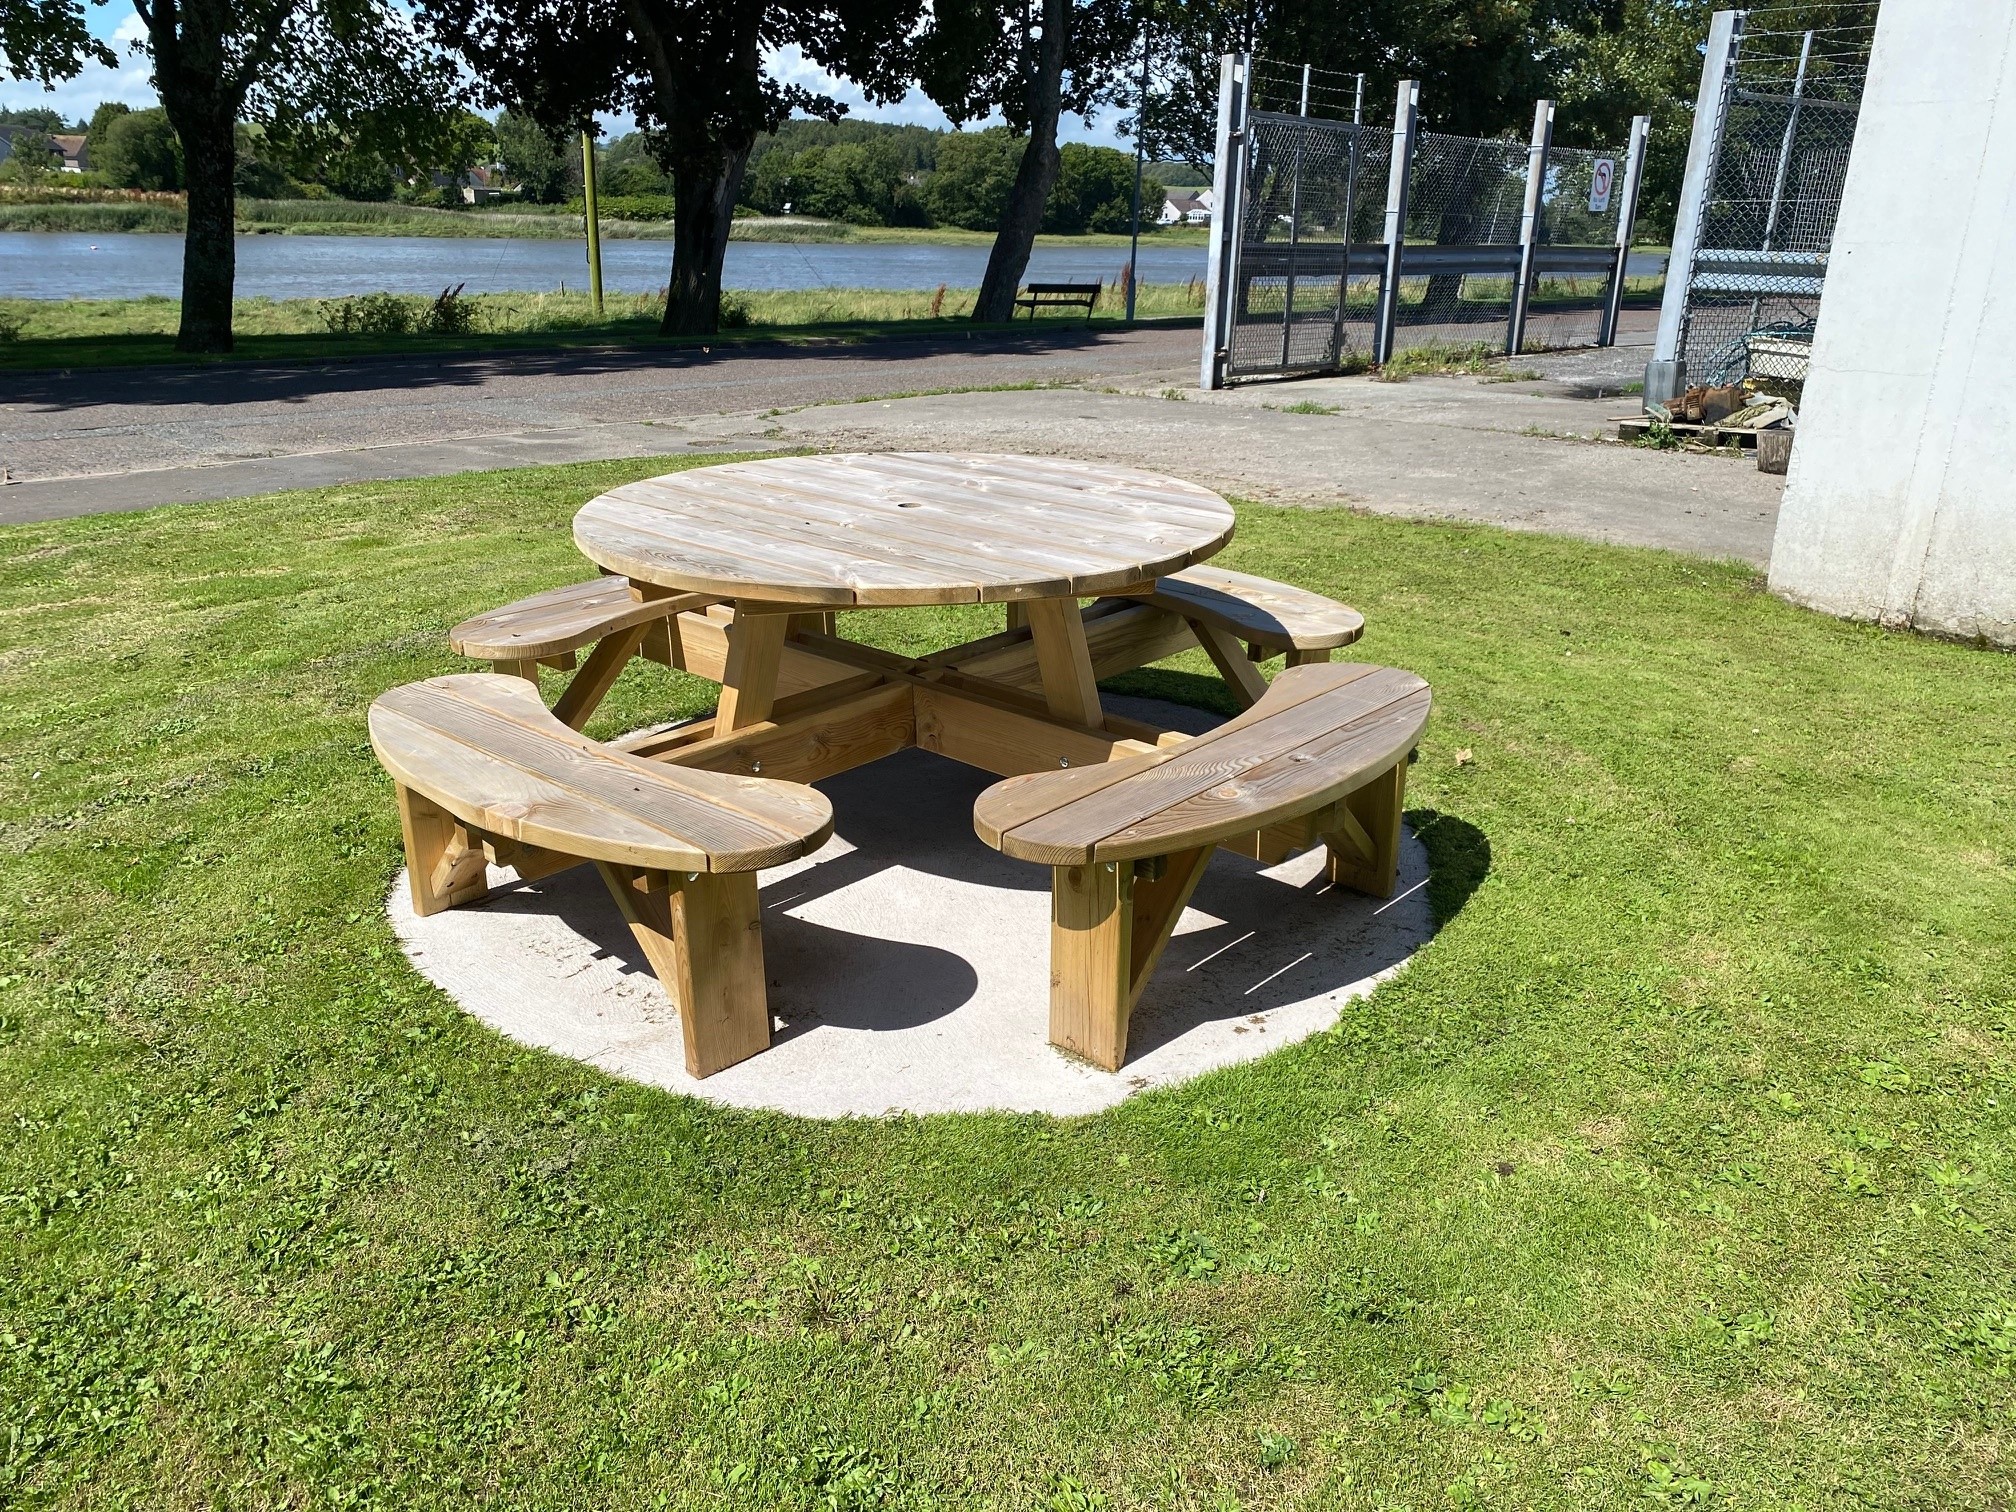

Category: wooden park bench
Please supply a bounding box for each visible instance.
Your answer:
[973,662,1430,1071]
[1016,280,1101,320]
[369,673,832,1077]
[449,576,713,729]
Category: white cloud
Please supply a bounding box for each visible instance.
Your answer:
[1,3,157,118]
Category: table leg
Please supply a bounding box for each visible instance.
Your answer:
[716,604,789,733]
[1024,597,1104,729]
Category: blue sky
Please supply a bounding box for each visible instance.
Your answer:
[8,3,1131,149]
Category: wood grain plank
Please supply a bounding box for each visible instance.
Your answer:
[550,623,650,730]
[572,454,1235,607]
[450,578,711,662]
[1148,565,1365,652]
[971,662,1382,845]
[975,664,1428,864]
[1189,618,1271,709]
[369,675,831,872]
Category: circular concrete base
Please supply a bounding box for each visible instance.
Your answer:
[391,699,1434,1117]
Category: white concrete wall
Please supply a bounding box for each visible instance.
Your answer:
[1767,0,2016,646]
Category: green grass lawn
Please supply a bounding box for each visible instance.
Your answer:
[1,457,2011,1509]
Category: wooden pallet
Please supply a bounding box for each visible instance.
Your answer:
[1615,417,1778,449]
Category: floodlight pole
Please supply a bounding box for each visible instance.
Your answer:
[1600,114,1652,346]
[580,129,605,318]
[1649,7,1744,404]
[1508,98,1555,355]
[1373,78,1420,365]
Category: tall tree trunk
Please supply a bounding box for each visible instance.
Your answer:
[175,109,238,353]
[972,0,1069,324]
[664,145,750,337]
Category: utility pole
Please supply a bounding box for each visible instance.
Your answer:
[580,129,605,318]
[1126,28,1151,321]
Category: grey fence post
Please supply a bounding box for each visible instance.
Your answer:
[1200,53,1247,390]
[1599,114,1652,346]
[1373,78,1420,365]
[1649,7,1744,404]
[1508,98,1555,355]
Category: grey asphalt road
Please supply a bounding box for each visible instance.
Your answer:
[0,324,1200,510]
[0,312,1778,567]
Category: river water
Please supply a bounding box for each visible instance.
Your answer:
[1,231,1666,303]
[0,232,1213,302]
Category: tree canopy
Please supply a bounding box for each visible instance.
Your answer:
[420,0,927,332]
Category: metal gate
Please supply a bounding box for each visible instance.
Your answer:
[1223,111,1394,379]
[1203,56,1650,389]
[1648,5,1873,402]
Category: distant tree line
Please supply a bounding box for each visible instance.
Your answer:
[2,100,1171,233]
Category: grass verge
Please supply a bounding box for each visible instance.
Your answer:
[0,286,1205,371]
[1,461,2011,1508]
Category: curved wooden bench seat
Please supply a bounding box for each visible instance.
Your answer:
[450,576,715,730]
[370,673,832,1077]
[973,662,1430,1069]
[1149,565,1366,655]
[450,576,710,664]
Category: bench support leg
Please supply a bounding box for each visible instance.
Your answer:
[1322,759,1409,899]
[395,785,491,917]
[1049,847,1212,1071]
[596,864,772,1078]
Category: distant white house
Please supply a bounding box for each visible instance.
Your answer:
[1159,188,1213,226]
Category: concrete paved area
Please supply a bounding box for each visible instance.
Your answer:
[1,324,1782,565]
[393,700,1433,1117]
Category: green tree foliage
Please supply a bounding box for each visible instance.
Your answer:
[1548,0,1717,238]
[1044,140,1161,232]
[749,117,941,175]
[85,100,131,164]
[420,0,926,335]
[0,0,113,87]
[96,106,183,189]
[599,132,674,197]
[745,138,924,226]
[921,125,1022,231]
[122,0,468,351]
[494,107,571,203]
[920,129,1163,234]
[0,105,70,130]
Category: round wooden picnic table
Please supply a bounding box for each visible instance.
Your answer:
[573,451,1236,739]
[570,452,1236,608]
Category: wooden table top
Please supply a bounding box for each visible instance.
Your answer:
[571,453,1237,607]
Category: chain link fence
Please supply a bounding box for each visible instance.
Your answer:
[1655,5,1875,399]
[1524,143,1630,351]
[1205,56,1650,386]
[1225,111,1392,377]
